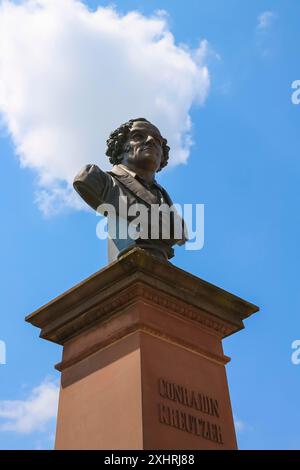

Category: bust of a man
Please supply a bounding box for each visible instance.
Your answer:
[73,118,187,262]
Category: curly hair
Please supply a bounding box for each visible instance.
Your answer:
[105,118,169,172]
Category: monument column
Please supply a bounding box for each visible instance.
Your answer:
[26,248,258,450]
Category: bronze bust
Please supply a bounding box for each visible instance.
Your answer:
[73,118,188,262]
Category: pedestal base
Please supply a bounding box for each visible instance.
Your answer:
[26,248,258,450]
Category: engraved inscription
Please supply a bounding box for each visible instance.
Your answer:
[158,378,219,417]
[157,378,224,445]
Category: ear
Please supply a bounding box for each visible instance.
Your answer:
[123,143,131,152]
[117,151,127,165]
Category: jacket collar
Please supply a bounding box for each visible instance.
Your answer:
[109,165,188,243]
[109,164,168,206]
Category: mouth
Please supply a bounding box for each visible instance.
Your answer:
[142,146,156,153]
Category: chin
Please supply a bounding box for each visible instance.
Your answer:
[138,153,157,163]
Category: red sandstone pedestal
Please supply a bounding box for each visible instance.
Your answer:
[26,248,258,450]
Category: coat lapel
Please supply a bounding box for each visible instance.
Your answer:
[109,165,158,206]
[109,165,188,244]
[155,182,173,206]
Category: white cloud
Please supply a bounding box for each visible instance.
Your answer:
[256,11,278,58]
[234,418,247,433]
[0,0,210,215]
[257,11,276,30]
[234,415,253,434]
[0,378,59,434]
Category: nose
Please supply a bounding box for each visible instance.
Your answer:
[145,135,155,145]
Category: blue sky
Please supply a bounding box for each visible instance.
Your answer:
[0,0,300,450]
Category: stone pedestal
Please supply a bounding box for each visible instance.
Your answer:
[26,248,258,450]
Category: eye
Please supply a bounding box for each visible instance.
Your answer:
[132,132,143,140]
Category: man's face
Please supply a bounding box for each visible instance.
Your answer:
[122,121,164,173]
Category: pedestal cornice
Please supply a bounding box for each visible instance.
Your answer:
[26,248,259,346]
